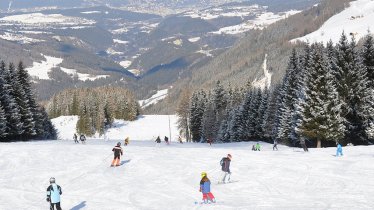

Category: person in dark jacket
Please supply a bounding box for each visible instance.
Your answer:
[273,139,278,151]
[164,136,169,145]
[199,172,215,203]
[155,136,161,143]
[220,154,232,183]
[80,134,86,144]
[46,177,62,210]
[111,142,123,167]
[73,134,79,143]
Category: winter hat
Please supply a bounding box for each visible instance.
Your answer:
[227,154,232,159]
[201,172,207,178]
[117,142,121,146]
[49,177,55,184]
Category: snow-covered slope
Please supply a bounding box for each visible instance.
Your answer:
[252,54,272,90]
[52,115,179,141]
[0,141,373,209]
[292,0,374,44]
[138,89,169,108]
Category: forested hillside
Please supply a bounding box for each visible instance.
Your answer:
[47,87,140,136]
[178,33,374,147]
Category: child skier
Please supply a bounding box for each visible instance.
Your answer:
[111,142,123,167]
[273,139,278,151]
[164,136,169,145]
[220,154,232,183]
[336,142,343,156]
[255,143,261,151]
[80,134,86,144]
[199,172,216,204]
[46,177,62,210]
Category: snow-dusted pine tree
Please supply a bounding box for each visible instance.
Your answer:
[300,43,345,147]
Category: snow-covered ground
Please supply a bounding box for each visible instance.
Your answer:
[252,54,272,90]
[0,140,373,209]
[292,0,374,44]
[26,55,63,80]
[0,32,44,44]
[139,89,169,108]
[51,115,179,141]
[211,10,300,35]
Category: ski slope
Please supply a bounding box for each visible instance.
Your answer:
[0,141,373,210]
[51,115,179,141]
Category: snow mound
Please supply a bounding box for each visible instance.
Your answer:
[52,115,179,141]
[292,0,374,44]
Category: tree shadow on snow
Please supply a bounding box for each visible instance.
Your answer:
[120,159,131,166]
[70,201,86,210]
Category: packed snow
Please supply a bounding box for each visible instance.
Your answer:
[292,0,374,44]
[252,54,272,90]
[0,13,95,28]
[139,89,169,108]
[26,55,63,80]
[0,140,373,209]
[51,115,179,141]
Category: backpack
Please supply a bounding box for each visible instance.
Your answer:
[220,158,225,166]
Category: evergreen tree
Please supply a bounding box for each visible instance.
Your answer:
[362,33,374,87]
[335,33,371,144]
[256,88,268,139]
[201,97,217,141]
[300,43,345,147]
[0,104,6,138]
[0,61,23,140]
[9,62,35,138]
[262,85,281,141]
[189,90,206,142]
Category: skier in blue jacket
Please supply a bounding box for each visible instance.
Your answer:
[46,177,62,210]
[336,142,343,157]
[199,172,215,204]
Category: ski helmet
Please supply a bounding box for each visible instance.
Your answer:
[49,177,55,183]
[117,142,121,146]
[227,154,232,159]
[201,172,207,178]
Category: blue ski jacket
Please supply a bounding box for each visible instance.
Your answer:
[47,184,62,204]
[200,179,211,194]
[337,144,342,152]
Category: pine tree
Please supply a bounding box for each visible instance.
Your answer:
[0,103,6,138]
[256,88,268,139]
[262,85,281,141]
[176,88,191,142]
[335,33,371,144]
[362,33,374,87]
[0,61,23,140]
[189,90,206,142]
[16,61,43,137]
[300,43,345,147]
[9,62,35,138]
[201,97,217,141]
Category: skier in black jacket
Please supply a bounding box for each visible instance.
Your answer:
[111,142,123,167]
[220,154,232,183]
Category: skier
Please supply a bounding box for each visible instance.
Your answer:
[155,136,161,144]
[124,137,129,146]
[336,142,343,156]
[46,177,62,210]
[164,136,169,145]
[207,138,212,146]
[273,139,278,151]
[199,172,216,204]
[111,142,123,167]
[80,134,86,144]
[73,133,79,144]
[220,154,232,183]
[252,145,256,151]
[300,137,308,152]
[178,136,183,144]
[255,143,261,151]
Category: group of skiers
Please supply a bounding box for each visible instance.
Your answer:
[73,134,86,144]
[199,153,232,204]
[49,136,346,208]
[155,136,169,145]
